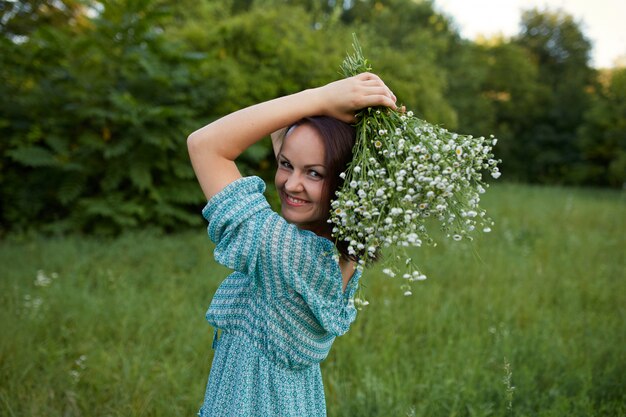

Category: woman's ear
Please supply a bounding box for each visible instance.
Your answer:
[270,127,287,159]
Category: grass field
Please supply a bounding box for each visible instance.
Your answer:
[1,182,624,416]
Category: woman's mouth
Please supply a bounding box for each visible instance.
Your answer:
[282,192,309,207]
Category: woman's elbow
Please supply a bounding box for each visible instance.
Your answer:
[187,131,207,155]
[186,129,198,146]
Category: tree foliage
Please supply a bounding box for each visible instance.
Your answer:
[2,0,203,234]
[577,69,626,186]
[512,8,596,183]
[0,0,622,235]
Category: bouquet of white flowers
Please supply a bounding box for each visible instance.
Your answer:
[330,36,501,297]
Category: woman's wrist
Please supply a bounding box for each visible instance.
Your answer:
[291,87,325,119]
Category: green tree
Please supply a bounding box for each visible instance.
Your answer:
[340,0,459,126]
[514,8,595,183]
[1,0,204,234]
[442,35,544,182]
[442,39,494,136]
[483,41,542,180]
[0,0,91,39]
[576,68,626,187]
[165,1,350,185]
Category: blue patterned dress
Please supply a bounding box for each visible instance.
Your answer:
[197,176,361,417]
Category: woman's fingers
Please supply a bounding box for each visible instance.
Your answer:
[356,72,380,81]
[357,73,396,103]
[359,85,388,96]
[368,94,397,110]
[362,82,396,102]
[353,91,396,110]
[318,72,397,120]
[360,87,397,109]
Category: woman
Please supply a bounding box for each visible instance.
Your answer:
[188,72,397,416]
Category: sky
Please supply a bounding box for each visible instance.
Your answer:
[433,0,626,68]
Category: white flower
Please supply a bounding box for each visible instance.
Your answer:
[339,172,346,179]
[453,234,462,241]
[354,166,361,173]
[350,181,358,188]
[413,271,427,280]
[354,297,370,308]
[407,233,420,244]
[483,227,492,233]
[35,270,52,287]
[403,290,413,296]
[491,171,501,179]
[382,268,396,277]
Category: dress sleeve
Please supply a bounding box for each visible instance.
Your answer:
[201,176,359,336]
[202,176,271,277]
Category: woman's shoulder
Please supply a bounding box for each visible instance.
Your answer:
[202,176,266,218]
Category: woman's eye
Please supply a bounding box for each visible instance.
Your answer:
[309,170,323,179]
[280,161,292,169]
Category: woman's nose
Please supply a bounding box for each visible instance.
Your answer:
[284,173,304,193]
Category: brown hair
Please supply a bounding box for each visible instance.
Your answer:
[286,116,357,261]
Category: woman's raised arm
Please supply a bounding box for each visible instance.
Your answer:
[187,73,396,201]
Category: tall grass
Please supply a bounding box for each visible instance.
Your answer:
[1,183,624,416]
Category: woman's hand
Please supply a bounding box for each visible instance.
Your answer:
[314,72,397,123]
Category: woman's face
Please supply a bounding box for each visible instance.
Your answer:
[274,124,329,235]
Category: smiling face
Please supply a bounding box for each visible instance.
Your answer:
[274,123,330,236]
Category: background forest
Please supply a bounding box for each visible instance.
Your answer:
[1,0,624,235]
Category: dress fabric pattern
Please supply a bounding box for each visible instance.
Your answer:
[197,176,361,417]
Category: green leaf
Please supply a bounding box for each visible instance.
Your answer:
[129,162,153,191]
[8,146,57,167]
[58,174,87,205]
